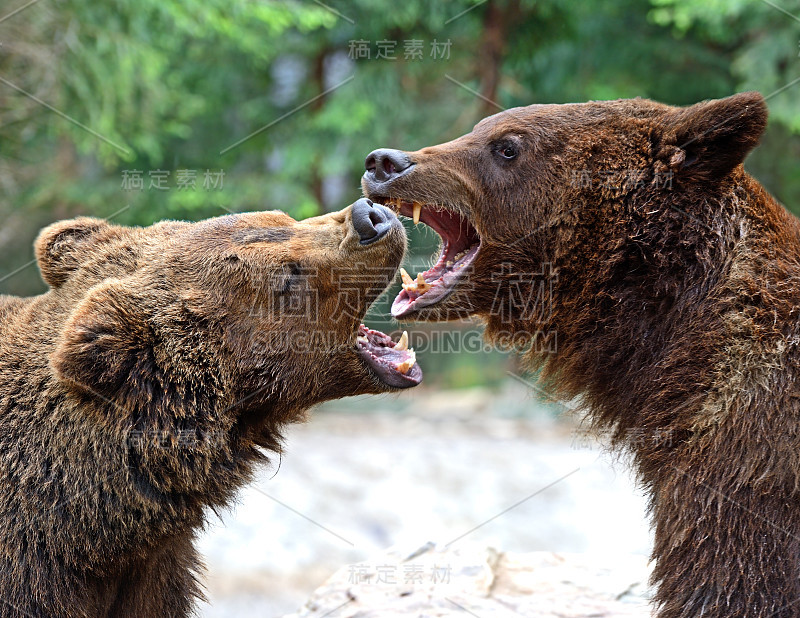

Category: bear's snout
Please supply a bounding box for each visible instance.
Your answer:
[351,198,396,245]
[364,148,413,185]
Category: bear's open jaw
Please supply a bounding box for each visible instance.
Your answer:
[382,199,481,318]
[356,324,422,388]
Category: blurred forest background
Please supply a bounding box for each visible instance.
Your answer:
[1,0,799,387]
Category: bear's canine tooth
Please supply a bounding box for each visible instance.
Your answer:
[415,273,431,294]
[395,331,409,351]
[400,268,414,286]
[357,336,368,345]
[396,349,416,375]
[412,202,422,225]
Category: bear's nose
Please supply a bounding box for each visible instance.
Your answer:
[364,149,412,183]
[351,198,395,245]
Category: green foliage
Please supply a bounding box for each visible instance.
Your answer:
[40,0,336,163]
[651,0,800,131]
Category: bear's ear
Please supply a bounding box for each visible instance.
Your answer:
[51,278,152,408]
[657,92,767,181]
[35,217,112,288]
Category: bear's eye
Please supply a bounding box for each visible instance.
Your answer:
[500,145,518,159]
[492,139,520,162]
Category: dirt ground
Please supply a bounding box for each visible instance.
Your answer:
[196,382,652,617]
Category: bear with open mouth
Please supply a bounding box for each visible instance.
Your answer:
[364,92,800,618]
[0,198,420,617]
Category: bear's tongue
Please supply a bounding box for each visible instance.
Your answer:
[356,325,422,387]
[385,202,481,318]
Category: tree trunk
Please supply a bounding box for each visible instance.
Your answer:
[310,48,327,214]
[478,0,521,116]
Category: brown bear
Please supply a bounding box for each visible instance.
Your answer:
[362,92,800,617]
[0,199,421,617]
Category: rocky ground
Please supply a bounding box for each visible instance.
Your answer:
[285,545,652,618]
[196,382,653,617]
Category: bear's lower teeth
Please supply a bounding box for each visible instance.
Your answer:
[396,350,416,374]
[400,268,431,294]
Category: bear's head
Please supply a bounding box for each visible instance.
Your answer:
[37,201,420,442]
[362,92,768,338]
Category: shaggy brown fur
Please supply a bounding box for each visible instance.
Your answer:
[363,92,800,617]
[0,205,410,617]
